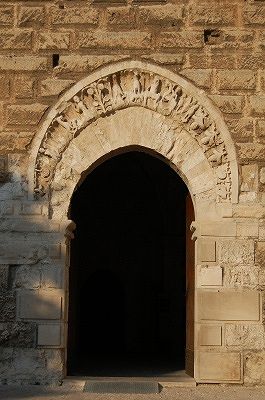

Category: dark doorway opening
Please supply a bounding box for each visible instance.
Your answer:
[67,149,192,377]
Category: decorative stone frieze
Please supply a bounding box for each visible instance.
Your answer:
[31,61,238,205]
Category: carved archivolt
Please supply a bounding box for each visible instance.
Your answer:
[32,61,238,203]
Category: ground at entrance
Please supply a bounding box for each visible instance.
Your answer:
[1,385,265,400]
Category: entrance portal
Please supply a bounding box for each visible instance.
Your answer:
[67,150,193,377]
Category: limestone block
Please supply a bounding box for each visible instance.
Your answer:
[198,265,222,286]
[238,143,265,162]
[260,167,265,184]
[0,56,48,71]
[226,118,253,141]
[18,6,44,27]
[0,30,32,50]
[0,75,10,99]
[217,70,256,91]
[56,55,129,73]
[199,325,222,346]
[233,203,265,219]
[249,95,265,116]
[20,203,43,215]
[0,6,14,26]
[141,53,185,66]
[241,164,258,192]
[6,104,48,126]
[198,352,241,381]
[0,322,36,348]
[255,241,265,266]
[0,265,9,290]
[14,75,34,99]
[198,239,216,262]
[243,4,265,25]
[244,350,265,384]
[200,221,236,237]
[256,119,265,137]
[40,79,75,97]
[18,291,62,320]
[180,69,212,89]
[38,32,70,50]
[51,6,99,25]
[13,265,41,289]
[236,222,258,238]
[157,31,203,49]
[190,4,237,25]
[225,324,265,349]
[223,264,259,289]
[78,31,151,50]
[198,290,260,321]
[38,324,61,346]
[138,4,184,27]
[209,95,244,114]
[40,265,63,289]
[219,239,254,265]
[0,241,48,265]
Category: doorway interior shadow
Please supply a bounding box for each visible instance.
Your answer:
[67,149,193,377]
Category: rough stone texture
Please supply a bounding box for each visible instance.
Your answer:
[0,0,264,387]
[244,350,265,385]
[219,240,255,265]
[225,324,265,349]
[6,104,48,126]
[0,322,36,348]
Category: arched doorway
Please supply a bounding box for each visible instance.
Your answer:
[67,149,194,377]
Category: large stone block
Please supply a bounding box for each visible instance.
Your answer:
[244,350,265,384]
[237,143,265,162]
[198,265,222,286]
[38,32,70,50]
[0,56,48,71]
[225,324,265,349]
[199,325,222,346]
[138,4,184,27]
[18,6,44,27]
[157,31,203,49]
[249,95,265,116]
[219,239,255,265]
[0,6,14,26]
[241,164,258,192]
[0,30,32,50]
[38,324,61,346]
[51,6,99,25]
[198,239,216,262]
[40,79,75,97]
[223,264,259,289]
[13,265,41,289]
[180,69,212,89]
[0,322,36,348]
[200,221,236,237]
[209,95,244,114]
[78,31,151,50]
[0,293,16,322]
[198,290,260,321]
[190,4,237,25]
[217,69,256,90]
[56,55,129,73]
[18,291,62,320]
[243,5,265,25]
[6,104,48,126]
[198,352,241,381]
[255,241,265,267]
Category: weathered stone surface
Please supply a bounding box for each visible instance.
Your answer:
[13,265,41,289]
[243,5,265,26]
[78,31,151,49]
[40,265,62,289]
[0,265,8,290]
[18,6,44,27]
[40,79,75,97]
[138,4,184,27]
[107,6,135,27]
[6,104,48,126]
[142,53,185,66]
[14,75,34,99]
[244,350,265,384]
[51,6,99,25]
[198,265,223,287]
[223,264,259,288]
[180,69,212,88]
[260,167,265,184]
[0,30,32,50]
[226,118,254,142]
[0,132,33,153]
[219,239,255,265]
[56,55,129,73]
[217,69,256,90]
[0,56,48,71]
[256,119,265,137]
[255,241,265,267]
[210,95,244,114]
[236,222,259,238]
[249,95,265,116]
[0,6,14,26]
[198,352,241,381]
[0,293,16,322]
[157,31,203,48]
[198,239,216,262]
[225,324,265,349]
[198,290,260,321]
[191,5,237,26]
[0,75,10,99]
[237,143,265,162]
[38,32,70,50]
[241,164,258,192]
[0,322,36,347]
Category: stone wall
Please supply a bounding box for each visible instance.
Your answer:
[0,0,265,386]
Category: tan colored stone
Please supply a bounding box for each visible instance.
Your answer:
[157,31,203,49]
[241,164,258,192]
[0,30,32,50]
[210,95,244,114]
[51,6,99,25]
[243,5,265,25]
[6,104,48,126]
[198,290,260,321]
[18,291,62,320]
[223,264,259,289]
[38,32,70,50]
[14,75,34,99]
[56,55,129,73]
[198,352,241,381]
[255,241,265,267]
[40,79,75,97]
[0,75,10,99]
[180,69,212,89]
[138,4,184,27]
[244,350,265,384]
[18,6,44,27]
[225,324,265,349]
[236,222,259,238]
[0,56,48,71]
[226,118,254,142]
[260,167,265,184]
[78,31,151,50]
[217,70,256,90]
[0,6,14,26]
[199,325,222,346]
[249,95,265,116]
[198,265,222,286]
[219,239,254,265]
[198,239,216,262]
[191,4,237,25]
[200,221,236,237]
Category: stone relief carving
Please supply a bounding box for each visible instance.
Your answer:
[34,69,233,201]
